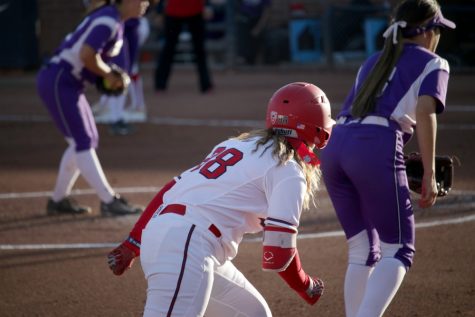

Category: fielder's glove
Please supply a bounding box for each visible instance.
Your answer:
[404,152,455,197]
[96,64,130,96]
[107,236,140,276]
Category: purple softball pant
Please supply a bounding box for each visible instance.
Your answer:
[320,122,415,268]
[37,62,98,151]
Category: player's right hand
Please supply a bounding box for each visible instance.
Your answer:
[107,240,138,276]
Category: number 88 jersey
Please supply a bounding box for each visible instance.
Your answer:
[161,136,308,261]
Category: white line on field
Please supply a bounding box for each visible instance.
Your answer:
[1,185,474,251]
[1,112,475,130]
[0,214,474,250]
[0,243,118,250]
[0,186,163,200]
[246,214,475,242]
[1,187,473,200]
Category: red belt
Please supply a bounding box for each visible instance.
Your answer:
[159,204,222,238]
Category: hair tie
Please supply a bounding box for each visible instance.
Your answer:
[383,21,407,44]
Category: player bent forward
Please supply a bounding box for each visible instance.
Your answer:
[107,82,336,316]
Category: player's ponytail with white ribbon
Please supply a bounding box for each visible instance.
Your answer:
[383,21,407,44]
[351,0,441,118]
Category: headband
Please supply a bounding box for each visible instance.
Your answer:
[402,10,456,38]
[383,11,456,43]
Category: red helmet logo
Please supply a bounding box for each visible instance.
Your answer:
[266,82,335,149]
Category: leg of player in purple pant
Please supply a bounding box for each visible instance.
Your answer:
[106,36,133,135]
[321,123,415,316]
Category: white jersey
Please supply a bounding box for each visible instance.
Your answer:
[161,136,307,260]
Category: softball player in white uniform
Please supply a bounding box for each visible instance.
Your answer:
[108,82,335,316]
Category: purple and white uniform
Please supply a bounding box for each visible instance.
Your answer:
[320,43,450,268]
[36,5,124,151]
[108,18,139,74]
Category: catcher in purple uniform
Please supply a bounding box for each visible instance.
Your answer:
[320,0,455,316]
[36,0,151,216]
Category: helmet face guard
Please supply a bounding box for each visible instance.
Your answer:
[266,82,335,149]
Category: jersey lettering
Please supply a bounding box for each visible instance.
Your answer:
[190,147,226,173]
[198,148,244,179]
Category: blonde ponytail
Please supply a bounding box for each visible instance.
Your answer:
[235,129,320,209]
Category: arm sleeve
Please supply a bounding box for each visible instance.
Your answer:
[278,250,310,292]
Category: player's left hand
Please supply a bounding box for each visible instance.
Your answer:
[299,276,324,305]
[96,64,130,96]
[419,172,438,208]
[404,152,455,197]
[107,240,138,276]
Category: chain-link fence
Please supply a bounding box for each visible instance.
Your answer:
[318,3,475,70]
[143,2,474,71]
[2,1,473,72]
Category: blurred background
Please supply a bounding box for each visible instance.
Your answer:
[0,0,474,72]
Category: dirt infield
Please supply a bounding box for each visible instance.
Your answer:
[0,67,474,317]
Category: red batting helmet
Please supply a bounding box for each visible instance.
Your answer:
[266,82,335,149]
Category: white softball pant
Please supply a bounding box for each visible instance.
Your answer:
[140,213,272,317]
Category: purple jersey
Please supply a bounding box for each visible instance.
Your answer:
[124,18,141,72]
[108,18,141,74]
[319,43,453,269]
[339,43,450,134]
[49,5,124,83]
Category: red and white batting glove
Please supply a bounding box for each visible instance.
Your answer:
[107,236,140,276]
[298,276,324,305]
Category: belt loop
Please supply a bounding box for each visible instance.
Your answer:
[159,204,186,216]
[208,224,222,238]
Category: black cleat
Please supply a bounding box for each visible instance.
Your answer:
[47,197,92,215]
[108,120,134,136]
[100,195,143,216]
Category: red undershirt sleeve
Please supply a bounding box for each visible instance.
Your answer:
[128,179,176,243]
